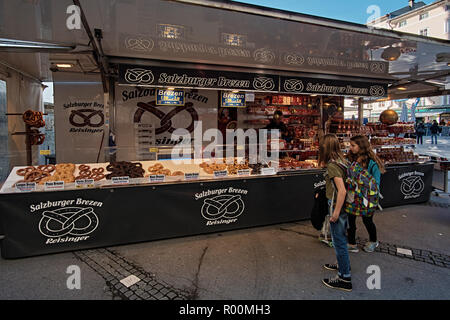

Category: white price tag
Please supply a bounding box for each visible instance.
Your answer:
[15,182,36,192]
[75,179,95,188]
[214,170,228,178]
[184,173,199,181]
[261,167,276,176]
[44,181,65,191]
[149,175,165,183]
[112,176,130,185]
[238,169,251,176]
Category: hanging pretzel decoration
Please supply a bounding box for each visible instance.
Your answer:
[29,129,46,145]
[22,110,45,128]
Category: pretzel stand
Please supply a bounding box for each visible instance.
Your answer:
[7,110,46,166]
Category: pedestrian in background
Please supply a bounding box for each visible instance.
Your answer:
[430,120,440,144]
[346,135,385,253]
[319,134,352,292]
[415,121,425,145]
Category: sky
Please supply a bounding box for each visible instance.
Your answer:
[232,0,433,24]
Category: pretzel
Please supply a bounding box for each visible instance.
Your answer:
[37,164,56,173]
[24,170,50,183]
[77,170,92,178]
[171,171,184,176]
[23,110,45,128]
[17,166,36,176]
[79,164,90,171]
[106,161,144,179]
[90,173,105,181]
[92,168,104,174]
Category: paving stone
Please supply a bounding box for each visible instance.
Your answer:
[142,293,150,299]
[124,291,133,298]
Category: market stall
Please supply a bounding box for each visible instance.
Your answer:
[1,0,447,259]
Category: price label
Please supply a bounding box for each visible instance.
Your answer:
[112,176,130,185]
[214,170,228,178]
[238,169,251,176]
[184,173,199,181]
[149,175,165,183]
[261,167,276,176]
[15,182,36,192]
[44,181,65,191]
[40,150,51,155]
[149,148,159,153]
[75,179,95,188]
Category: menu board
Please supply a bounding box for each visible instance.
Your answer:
[156,89,185,106]
[221,92,246,107]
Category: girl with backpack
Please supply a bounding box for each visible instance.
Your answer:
[319,134,352,292]
[346,135,386,253]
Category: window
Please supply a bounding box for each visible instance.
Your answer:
[419,28,428,36]
[399,20,407,27]
[446,20,450,33]
[419,12,429,20]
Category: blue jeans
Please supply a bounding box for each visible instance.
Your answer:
[431,134,438,144]
[328,200,351,278]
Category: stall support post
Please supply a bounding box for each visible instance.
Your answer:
[25,124,32,166]
[358,98,364,127]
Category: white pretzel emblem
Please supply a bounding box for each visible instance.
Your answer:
[253,48,276,63]
[125,69,155,84]
[369,85,386,97]
[39,207,99,238]
[284,79,304,93]
[125,38,154,52]
[253,77,275,91]
[284,53,305,65]
[370,62,386,73]
[201,195,245,220]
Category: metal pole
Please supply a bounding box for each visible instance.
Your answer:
[358,97,364,127]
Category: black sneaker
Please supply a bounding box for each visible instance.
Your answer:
[322,275,352,292]
[323,263,338,271]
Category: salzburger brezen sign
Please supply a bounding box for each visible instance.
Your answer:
[118,64,388,97]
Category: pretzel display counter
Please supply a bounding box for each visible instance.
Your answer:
[0,154,434,259]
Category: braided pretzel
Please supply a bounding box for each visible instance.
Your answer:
[90,173,105,181]
[92,168,104,174]
[37,164,56,173]
[17,166,36,176]
[24,170,50,183]
[79,164,90,171]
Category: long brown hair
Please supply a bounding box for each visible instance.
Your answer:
[347,135,386,174]
[318,134,346,167]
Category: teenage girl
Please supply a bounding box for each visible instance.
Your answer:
[319,134,352,292]
[347,135,385,253]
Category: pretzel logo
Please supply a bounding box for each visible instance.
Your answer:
[370,62,386,74]
[125,68,155,84]
[283,79,304,93]
[369,85,386,97]
[284,53,305,65]
[125,38,154,52]
[253,77,275,91]
[400,176,424,199]
[39,207,99,238]
[254,48,275,63]
[69,109,104,127]
[134,101,199,134]
[201,195,245,220]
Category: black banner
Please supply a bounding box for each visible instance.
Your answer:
[118,64,388,97]
[118,65,279,92]
[379,163,434,208]
[0,164,432,258]
[280,76,388,97]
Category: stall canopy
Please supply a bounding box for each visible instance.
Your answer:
[0,0,449,98]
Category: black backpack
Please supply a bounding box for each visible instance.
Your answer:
[310,185,328,230]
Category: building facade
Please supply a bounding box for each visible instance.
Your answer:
[348,0,450,123]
